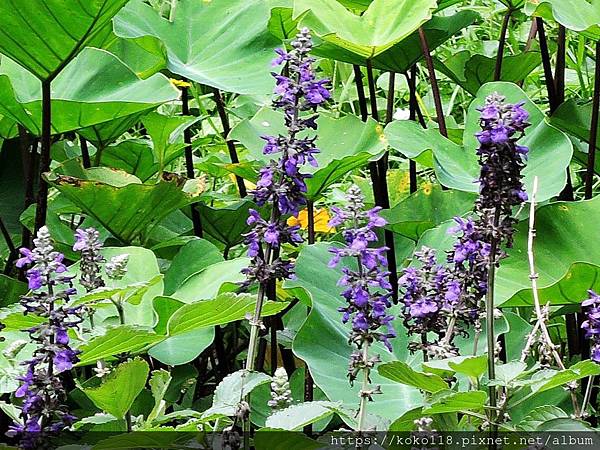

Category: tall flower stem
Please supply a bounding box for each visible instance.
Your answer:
[493,9,513,81]
[213,88,248,198]
[365,60,398,302]
[418,28,447,137]
[486,210,499,427]
[34,80,52,234]
[357,342,371,431]
[585,40,600,200]
[181,83,204,237]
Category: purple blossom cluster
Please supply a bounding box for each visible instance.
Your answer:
[328,185,395,383]
[9,227,83,449]
[243,28,330,285]
[399,94,530,357]
[73,228,105,292]
[582,290,600,363]
[475,93,530,252]
[399,247,460,357]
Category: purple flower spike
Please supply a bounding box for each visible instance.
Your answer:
[243,28,330,287]
[328,186,395,385]
[582,290,600,363]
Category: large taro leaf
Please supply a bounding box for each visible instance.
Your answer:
[113,0,282,95]
[293,0,437,59]
[385,82,572,203]
[435,51,542,95]
[0,0,129,81]
[550,99,600,152]
[0,48,178,137]
[287,243,423,420]
[380,185,477,241]
[198,200,258,248]
[78,113,149,151]
[99,139,158,182]
[230,109,385,201]
[416,196,600,307]
[46,166,204,245]
[312,11,480,73]
[525,0,600,41]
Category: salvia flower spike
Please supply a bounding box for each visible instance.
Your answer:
[9,226,83,449]
[328,185,394,430]
[242,28,330,371]
[582,290,600,363]
[73,227,105,292]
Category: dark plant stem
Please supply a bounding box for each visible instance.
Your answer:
[554,25,575,201]
[214,325,229,380]
[354,64,380,200]
[585,40,600,200]
[555,25,567,106]
[418,28,447,137]
[270,317,277,375]
[181,85,204,237]
[307,200,315,244]
[536,18,558,111]
[385,72,395,125]
[0,217,17,275]
[212,88,247,198]
[407,67,425,194]
[366,60,398,302]
[79,136,91,169]
[486,210,500,432]
[494,9,512,81]
[19,127,35,250]
[34,80,52,234]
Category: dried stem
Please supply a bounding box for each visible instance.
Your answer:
[526,176,580,415]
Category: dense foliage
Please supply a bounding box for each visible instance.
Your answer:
[1,0,600,448]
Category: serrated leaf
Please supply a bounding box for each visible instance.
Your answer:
[378,361,448,393]
[265,401,342,431]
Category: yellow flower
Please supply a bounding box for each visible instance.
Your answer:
[170,78,192,89]
[287,208,335,233]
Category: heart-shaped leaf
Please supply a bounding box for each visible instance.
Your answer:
[0,48,178,136]
[113,0,282,95]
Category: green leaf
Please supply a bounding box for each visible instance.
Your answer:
[77,326,164,366]
[551,99,600,152]
[230,109,386,200]
[293,0,437,59]
[113,0,282,95]
[203,370,271,417]
[0,48,178,136]
[163,239,224,295]
[79,113,150,151]
[141,112,199,174]
[47,168,203,244]
[313,11,480,73]
[148,328,214,367]
[147,369,172,424]
[436,52,542,95]
[386,82,573,203]
[378,361,448,393]
[0,275,27,308]
[197,200,258,248]
[98,139,158,182]
[517,405,568,431]
[265,401,341,431]
[83,358,149,419]
[0,0,128,80]
[166,292,288,336]
[170,258,249,302]
[534,361,600,393]
[447,355,488,379]
[525,0,600,40]
[423,390,487,414]
[380,185,476,240]
[73,275,163,307]
[289,243,423,420]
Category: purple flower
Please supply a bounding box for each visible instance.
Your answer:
[329,186,395,385]
[582,290,600,363]
[243,28,330,288]
[16,248,34,268]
